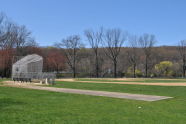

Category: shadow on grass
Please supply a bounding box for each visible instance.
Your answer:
[0,98,25,110]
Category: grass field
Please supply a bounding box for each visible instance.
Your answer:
[1,79,186,123]
[0,78,9,85]
[76,78,186,83]
[53,81,186,96]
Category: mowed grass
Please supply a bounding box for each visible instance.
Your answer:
[54,81,186,97]
[1,86,186,124]
[76,78,186,83]
[1,79,186,123]
[0,78,9,85]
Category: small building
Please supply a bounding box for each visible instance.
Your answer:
[12,54,55,84]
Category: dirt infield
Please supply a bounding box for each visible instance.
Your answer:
[56,79,186,86]
[2,81,172,101]
[56,79,74,82]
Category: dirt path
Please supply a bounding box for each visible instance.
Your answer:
[2,81,172,101]
[56,79,186,86]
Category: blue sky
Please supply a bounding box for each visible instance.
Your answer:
[0,0,186,46]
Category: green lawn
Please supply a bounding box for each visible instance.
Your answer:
[0,78,9,85]
[1,79,186,123]
[53,81,186,97]
[0,78,9,82]
[76,78,186,83]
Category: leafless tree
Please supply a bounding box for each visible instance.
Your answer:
[102,28,126,78]
[84,28,103,77]
[9,24,35,55]
[0,13,7,49]
[0,12,37,77]
[0,16,36,52]
[127,35,139,78]
[139,34,156,77]
[57,35,83,78]
[178,40,186,77]
[0,13,4,24]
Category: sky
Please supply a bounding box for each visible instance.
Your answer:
[0,0,186,46]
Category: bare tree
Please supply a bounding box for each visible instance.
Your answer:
[139,34,156,77]
[0,19,36,53]
[0,12,37,77]
[0,13,4,24]
[9,24,35,56]
[127,35,139,78]
[57,35,83,78]
[0,13,7,49]
[102,28,126,78]
[84,28,103,77]
[178,40,186,77]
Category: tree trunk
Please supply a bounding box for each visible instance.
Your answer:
[73,48,76,78]
[73,67,76,78]
[114,59,117,78]
[182,59,185,78]
[133,63,136,78]
[95,52,99,78]
[72,57,76,78]
[145,55,148,78]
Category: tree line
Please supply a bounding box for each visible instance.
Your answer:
[0,13,186,78]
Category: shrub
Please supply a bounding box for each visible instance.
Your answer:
[126,67,143,77]
[155,61,174,77]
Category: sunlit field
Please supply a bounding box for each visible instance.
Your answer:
[1,78,186,124]
[75,78,186,83]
